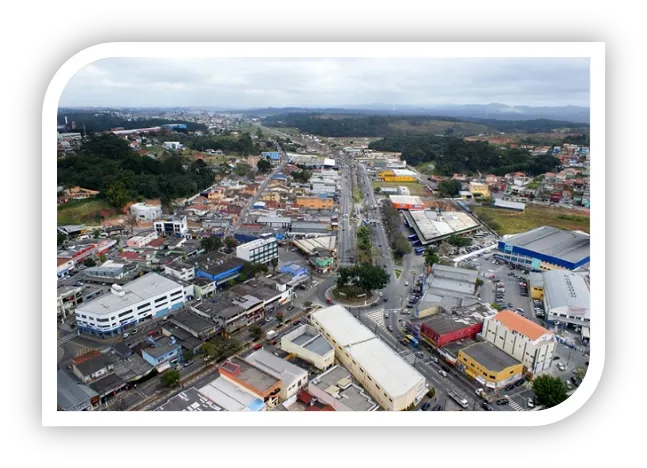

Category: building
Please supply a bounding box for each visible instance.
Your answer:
[154,215,188,238]
[389,195,424,210]
[296,196,335,209]
[404,209,480,245]
[308,366,379,411]
[310,305,426,411]
[194,254,246,289]
[457,342,524,389]
[57,244,96,264]
[163,141,183,150]
[262,151,280,160]
[164,261,196,282]
[169,309,218,339]
[493,199,526,212]
[198,377,266,411]
[156,387,223,411]
[543,270,590,329]
[496,226,590,271]
[57,369,99,411]
[141,336,182,372]
[528,272,545,300]
[74,273,185,337]
[236,236,278,265]
[419,314,483,348]
[256,215,292,228]
[244,350,309,400]
[130,202,163,222]
[280,324,335,371]
[289,221,331,236]
[292,236,336,256]
[377,169,417,182]
[309,251,335,273]
[126,230,158,248]
[417,264,480,316]
[280,262,308,278]
[57,257,75,278]
[218,358,282,408]
[481,310,556,374]
[84,260,136,280]
[469,181,491,198]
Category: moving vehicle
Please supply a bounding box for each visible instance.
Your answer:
[557,363,566,371]
[404,334,419,347]
[253,343,263,350]
[379,291,383,297]
[448,390,469,409]
[481,402,493,411]
[383,296,388,303]
[415,351,425,359]
[527,397,535,408]
[431,404,442,411]
[405,281,409,286]
[131,329,138,335]
[496,398,509,406]
[505,384,515,391]
[438,369,448,377]
[387,325,393,332]
[421,401,431,411]
[384,311,389,319]
[266,330,278,340]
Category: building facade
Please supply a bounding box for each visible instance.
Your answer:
[457,342,524,389]
[130,202,163,222]
[296,197,335,209]
[236,237,279,265]
[154,215,188,237]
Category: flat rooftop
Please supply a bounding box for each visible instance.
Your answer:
[405,210,480,243]
[244,350,308,388]
[311,366,378,411]
[156,387,223,411]
[223,357,280,393]
[421,315,477,334]
[460,342,521,372]
[75,272,180,316]
[504,226,590,263]
[282,324,333,357]
[170,310,215,334]
[543,269,590,315]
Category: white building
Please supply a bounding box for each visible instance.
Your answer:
[130,202,163,222]
[164,261,195,281]
[244,349,309,400]
[236,236,278,265]
[126,230,158,248]
[74,273,184,337]
[310,305,427,411]
[308,365,379,411]
[198,378,266,412]
[154,215,188,237]
[281,324,335,371]
[543,270,591,329]
[480,310,556,374]
[163,141,183,150]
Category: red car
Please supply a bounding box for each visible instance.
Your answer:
[253,343,263,350]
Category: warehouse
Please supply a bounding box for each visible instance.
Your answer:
[377,169,417,182]
[543,270,590,329]
[457,342,524,389]
[493,198,526,211]
[310,305,427,411]
[496,226,590,270]
[403,209,480,245]
[388,195,424,210]
[416,264,480,316]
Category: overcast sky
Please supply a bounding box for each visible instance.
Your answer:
[59,57,590,108]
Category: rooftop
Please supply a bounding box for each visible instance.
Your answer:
[493,310,553,342]
[543,269,590,315]
[311,366,378,411]
[199,377,266,411]
[460,342,522,372]
[504,226,590,263]
[143,337,180,359]
[405,209,480,242]
[156,387,223,411]
[75,273,181,316]
[389,195,424,206]
[57,369,98,410]
[244,350,308,389]
[170,310,216,335]
[221,357,280,394]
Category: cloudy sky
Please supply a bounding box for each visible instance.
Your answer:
[59,57,590,108]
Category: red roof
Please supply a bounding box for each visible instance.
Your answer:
[297,390,312,404]
[57,257,71,266]
[119,251,143,260]
[147,238,166,248]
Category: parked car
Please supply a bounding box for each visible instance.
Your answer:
[131,329,138,335]
[123,332,130,338]
[496,398,509,406]
[515,379,525,387]
[481,402,493,411]
[527,397,535,408]
[421,401,431,411]
[553,356,560,361]
[505,384,515,391]
[431,404,443,411]
[253,343,263,350]
[557,363,566,371]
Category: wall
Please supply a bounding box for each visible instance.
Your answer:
[280,338,334,371]
[296,197,334,209]
[457,349,524,389]
[420,322,482,347]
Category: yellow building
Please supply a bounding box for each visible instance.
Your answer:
[457,342,524,389]
[296,197,334,209]
[261,192,281,203]
[377,169,417,182]
[469,181,491,198]
[528,272,545,300]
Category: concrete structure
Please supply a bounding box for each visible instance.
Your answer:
[419,314,483,348]
[198,377,266,411]
[126,230,158,248]
[57,257,75,278]
[528,272,545,300]
[417,264,479,316]
[219,357,282,408]
[130,202,163,222]
[292,236,336,255]
[236,236,279,265]
[156,387,223,411]
[543,270,590,329]
[57,369,99,411]
[496,226,590,271]
[280,324,335,371]
[244,350,309,400]
[170,309,218,339]
[308,366,379,411]
[469,181,491,198]
[74,273,184,337]
[163,141,183,150]
[493,199,526,212]
[310,305,426,411]
[256,216,292,228]
[141,336,182,372]
[481,310,556,374]
[154,215,188,238]
[296,197,334,209]
[290,222,331,236]
[377,169,417,182]
[389,195,424,210]
[404,209,480,245]
[84,261,136,280]
[457,342,524,389]
[164,261,196,282]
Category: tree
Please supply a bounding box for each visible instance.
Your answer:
[447,234,472,247]
[161,369,181,388]
[337,263,389,292]
[224,236,238,251]
[234,163,252,176]
[257,158,272,173]
[227,279,236,288]
[270,257,279,274]
[475,278,484,287]
[201,236,223,253]
[438,179,462,197]
[276,311,284,324]
[426,387,436,399]
[424,248,440,267]
[105,181,131,209]
[250,325,264,341]
[92,229,101,239]
[532,375,569,408]
[182,349,194,362]
[99,254,107,263]
[84,258,96,267]
[57,232,67,246]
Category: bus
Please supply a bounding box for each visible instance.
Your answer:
[448,390,469,408]
[404,334,419,347]
[415,247,426,255]
[407,234,418,241]
[412,240,422,247]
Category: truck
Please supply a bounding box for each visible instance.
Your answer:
[448,390,470,409]
[266,330,277,341]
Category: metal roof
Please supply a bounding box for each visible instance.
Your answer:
[460,342,522,372]
[245,350,308,389]
[543,270,590,315]
[505,226,590,263]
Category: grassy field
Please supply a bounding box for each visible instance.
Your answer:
[372,181,430,196]
[57,198,115,225]
[394,269,402,279]
[352,187,362,203]
[472,204,590,235]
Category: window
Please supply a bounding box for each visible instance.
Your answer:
[490,375,495,379]
[137,303,150,310]
[96,317,109,322]
[155,296,167,303]
[170,290,182,297]
[367,376,372,381]
[376,385,380,390]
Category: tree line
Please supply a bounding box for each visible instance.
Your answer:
[57,111,207,133]
[381,201,413,259]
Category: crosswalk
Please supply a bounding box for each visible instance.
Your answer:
[365,309,386,327]
[508,399,524,411]
[75,346,95,357]
[57,333,77,346]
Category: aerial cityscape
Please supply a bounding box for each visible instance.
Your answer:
[55,57,591,413]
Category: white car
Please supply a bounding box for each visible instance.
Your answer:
[557,363,566,371]
[405,281,409,286]
[438,369,448,377]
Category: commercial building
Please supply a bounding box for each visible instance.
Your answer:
[419,314,483,348]
[154,215,188,238]
[281,324,335,371]
[493,199,526,212]
[309,251,335,273]
[256,216,292,228]
[543,270,590,329]
[84,261,137,280]
[164,261,196,282]
[194,254,246,287]
[481,310,556,374]
[404,209,480,245]
[57,369,99,411]
[289,221,331,236]
[126,230,159,248]
[388,195,424,210]
[198,377,266,411]
[496,226,590,271]
[236,236,279,265]
[292,236,336,255]
[528,272,545,299]
[262,151,281,160]
[377,169,417,182]
[244,350,309,400]
[130,202,163,222]
[74,273,185,337]
[417,264,480,316]
[296,196,335,209]
[219,357,282,408]
[169,309,219,339]
[156,387,223,411]
[141,336,182,372]
[457,342,524,389]
[469,181,491,198]
[57,257,75,278]
[308,366,379,411]
[310,305,426,411]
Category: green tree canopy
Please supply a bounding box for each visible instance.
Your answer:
[200,236,223,253]
[532,375,569,408]
[161,369,181,388]
[84,258,97,267]
[438,179,462,197]
[257,158,272,173]
[337,263,389,292]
